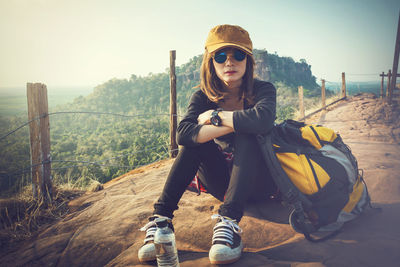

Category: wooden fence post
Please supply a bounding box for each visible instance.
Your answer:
[386,70,392,98]
[169,50,178,158]
[321,79,326,108]
[298,86,305,120]
[341,72,346,98]
[380,72,385,98]
[27,83,52,203]
[389,11,400,104]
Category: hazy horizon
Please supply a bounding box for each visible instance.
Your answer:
[0,85,95,95]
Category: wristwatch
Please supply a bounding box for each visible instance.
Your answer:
[210,108,223,126]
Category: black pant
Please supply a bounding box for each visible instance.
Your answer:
[154,133,276,222]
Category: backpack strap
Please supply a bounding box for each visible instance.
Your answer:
[289,209,342,242]
[257,134,312,209]
[309,126,322,147]
[284,119,306,128]
[358,169,382,212]
[305,155,322,190]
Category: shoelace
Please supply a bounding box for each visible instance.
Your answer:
[211,214,243,246]
[139,216,172,244]
[139,219,158,244]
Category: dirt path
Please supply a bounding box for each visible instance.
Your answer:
[1,93,400,267]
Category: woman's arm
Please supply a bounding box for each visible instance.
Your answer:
[195,109,234,143]
[196,124,234,143]
[197,81,276,141]
[177,90,219,146]
[178,80,276,146]
[232,81,276,134]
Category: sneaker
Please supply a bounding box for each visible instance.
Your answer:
[138,215,173,262]
[209,214,243,265]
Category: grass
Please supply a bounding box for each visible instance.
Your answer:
[0,185,84,253]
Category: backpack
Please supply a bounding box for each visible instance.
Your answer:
[259,119,371,242]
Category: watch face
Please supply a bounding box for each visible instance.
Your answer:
[211,116,219,126]
[210,109,222,126]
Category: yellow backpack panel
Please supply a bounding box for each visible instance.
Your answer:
[276,152,331,195]
[301,126,337,149]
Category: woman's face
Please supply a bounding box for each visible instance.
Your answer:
[212,47,247,88]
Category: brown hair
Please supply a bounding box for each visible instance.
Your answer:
[199,50,255,104]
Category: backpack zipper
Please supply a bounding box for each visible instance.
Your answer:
[309,126,322,148]
[305,155,322,191]
[299,154,317,194]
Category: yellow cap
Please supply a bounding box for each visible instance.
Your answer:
[205,24,253,55]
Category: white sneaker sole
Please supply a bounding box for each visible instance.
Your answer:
[138,243,156,262]
[209,242,243,265]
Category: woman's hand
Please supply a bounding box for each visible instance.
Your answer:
[195,109,235,143]
[198,109,234,128]
[197,110,214,125]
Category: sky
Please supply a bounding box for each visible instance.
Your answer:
[0,0,399,91]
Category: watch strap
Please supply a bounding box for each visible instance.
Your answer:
[210,108,223,126]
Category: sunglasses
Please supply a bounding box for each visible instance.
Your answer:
[213,49,247,64]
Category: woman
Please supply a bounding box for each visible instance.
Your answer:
[138,24,277,265]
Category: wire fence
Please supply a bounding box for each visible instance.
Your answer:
[346,73,378,76]
[0,111,179,142]
[322,72,385,96]
[0,110,181,194]
[0,144,174,178]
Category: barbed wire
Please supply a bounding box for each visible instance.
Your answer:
[0,146,177,178]
[51,160,134,169]
[82,145,166,163]
[0,116,44,142]
[0,109,181,188]
[0,162,42,178]
[325,78,381,84]
[346,73,379,76]
[52,150,173,172]
[325,80,339,84]
[0,111,182,142]
[51,145,169,166]
[346,81,380,84]
[51,154,168,172]
[0,150,172,193]
[47,111,173,118]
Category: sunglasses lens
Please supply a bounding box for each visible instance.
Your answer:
[214,49,246,63]
[214,52,227,64]
[234,49,246,61]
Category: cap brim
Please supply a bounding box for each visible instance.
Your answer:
[207,43,252,55]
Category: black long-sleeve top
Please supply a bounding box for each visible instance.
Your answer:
[177,79,277,148]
